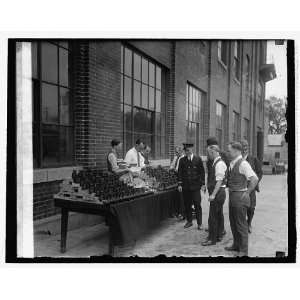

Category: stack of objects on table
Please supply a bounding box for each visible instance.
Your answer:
[54,166,178,206]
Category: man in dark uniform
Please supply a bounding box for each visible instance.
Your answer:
[178,143,206,230]
[202,144,227,246]
[240,139,263,233]
[205,137,229,238]
[225,141,258,257]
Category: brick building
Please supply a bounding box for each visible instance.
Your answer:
[23,40,276,221]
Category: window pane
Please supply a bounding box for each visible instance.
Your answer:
[161,114,166,136]
[41,42,58,83]
[133,53,141,80]
[142,84,148,109]
[125,131,132,152]
[155,113,161,134]
[146,111,153,133]
[124,48,132,76]
[42,83,58,123]
[155,136,161,158]
[60,88,71,125]
[149,62,155,86]
[60,126,73,163]
[142,58,148,84]
[59,48,69,87]
[156,90,161,112]
[133,80,141,106]
[149,87,155,111]
[124,105,132,131]
[161,136,166,157]
[134,108,147,133]
[124,76,132,105]
[156,66,161,89]
[189,104,193,121]
[31,42,38,79]
[42,124,59,165]
[186,99,189,120]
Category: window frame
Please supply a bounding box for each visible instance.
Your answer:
[32,41,74,169]
[232,111,240,141]
[233,41,241,82]
[217,41,228,68]
[185,83,204,155]
[215,101,225,149]
[120,44,167,159]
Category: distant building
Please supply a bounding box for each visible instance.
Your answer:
[264,134,288,163]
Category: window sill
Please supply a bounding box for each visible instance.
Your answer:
[33,165,82,184]
[218,59,228,71]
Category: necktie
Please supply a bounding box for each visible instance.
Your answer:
[137,151,140,167]
[175,156,179,169]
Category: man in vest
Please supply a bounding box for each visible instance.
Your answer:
[240,139,263,233]
[202,144,227,246]
[178,143,206,230]
[107,139,130,175]
[225,141,258,256]
[170,146,185,219]
[205,137,230,238]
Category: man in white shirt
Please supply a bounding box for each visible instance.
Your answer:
[225,141,258,257]
[124,139,145,168]
[170,146,185,172]
[202,144,227,246]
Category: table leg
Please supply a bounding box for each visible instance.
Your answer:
[60,208,69,253]
[108,227,115,257]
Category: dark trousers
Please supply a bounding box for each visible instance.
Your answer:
[208,188,226,243]
[247,191,256,226]
[182,189,202,225]
[229,191,250,255]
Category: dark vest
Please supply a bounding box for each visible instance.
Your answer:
[207,157,227,194]
[107,150,116,173]
[227,158,248,191]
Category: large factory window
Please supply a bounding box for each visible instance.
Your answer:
[185,83,204,155]
[216,101,226,149]
[120,45,167,159]
[32,41,73,168]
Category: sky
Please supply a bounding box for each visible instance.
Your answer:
[265,41,287,100]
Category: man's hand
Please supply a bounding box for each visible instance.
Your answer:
[208,194,215,202]
[201,185,207,193]
[178,185,182,193]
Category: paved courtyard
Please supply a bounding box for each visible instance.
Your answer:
[35,174,288,258]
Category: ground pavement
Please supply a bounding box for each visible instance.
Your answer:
[35,174,288,257]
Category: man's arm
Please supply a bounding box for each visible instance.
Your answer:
[209,180,223,201]
[177,158,183,192]
[254,157,263,181]
[198,157,205,186]
[247,176,258,195]
[170,156,176,170]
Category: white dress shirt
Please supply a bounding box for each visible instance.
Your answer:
[212,156,227,186]
[229,155,258,180]
[170,154,184,171]
[124,147,145,168]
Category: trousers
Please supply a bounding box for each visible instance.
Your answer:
[228,191,250,255]
[182,189,202,225]
[208,188,226,243]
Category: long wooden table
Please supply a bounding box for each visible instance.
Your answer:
[54,189,178,256]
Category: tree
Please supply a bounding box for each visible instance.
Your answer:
[268,96,287,134]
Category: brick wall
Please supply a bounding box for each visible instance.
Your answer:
[33,181,61,220]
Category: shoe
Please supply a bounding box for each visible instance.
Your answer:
[248,225,252,233]
[205,227,209,232]
[235,252,248,257]
[224,245,239,252]
[197,225,204,231]
[184,222,193,228]
[216,237,222,242]
[202,240,216,246]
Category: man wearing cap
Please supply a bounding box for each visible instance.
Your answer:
[177,143,206,230]
[202,144,227,246]
[205,136,229,239]
[225,141,258,256]
[240,139,263,233]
